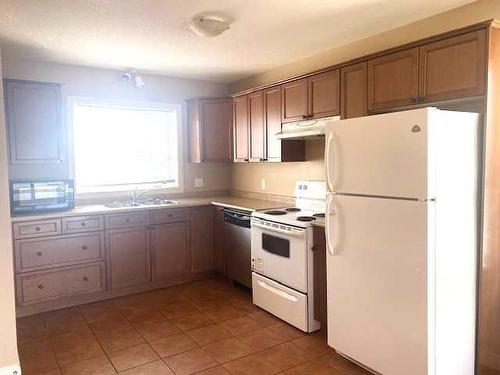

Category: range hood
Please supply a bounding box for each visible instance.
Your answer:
[275,116,340,140]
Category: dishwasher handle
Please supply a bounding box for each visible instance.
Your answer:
[224,209,251,228]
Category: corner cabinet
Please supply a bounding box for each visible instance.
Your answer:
[187,98,232,163]
[4,79,68,180]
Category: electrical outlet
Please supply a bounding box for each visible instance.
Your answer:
[261,178,266,190]
[194,178,204,188]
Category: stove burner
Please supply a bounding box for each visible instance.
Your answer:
[285,207,301,212]
[265,210,287,215]
[296,216,316,222]
[313,213,325,218]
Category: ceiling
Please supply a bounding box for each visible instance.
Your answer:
[0,0,476,83]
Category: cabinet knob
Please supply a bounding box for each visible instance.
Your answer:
[244,158,249,162]
[82,245,88,250]
[83,276,89,281]
[81,222,86,227]
[125,218,130,223]
[38,284,44,290]
[411,97,418,104]
[36,251,42,257]
[35,226,41,232]
[168,214,172,218]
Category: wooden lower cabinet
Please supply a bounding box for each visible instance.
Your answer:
[16,262,105,305]
[106,226,151,289]
[189,206,214,273]
[213,206,226,275]
[313,226,327,336]
[151,222,188,280]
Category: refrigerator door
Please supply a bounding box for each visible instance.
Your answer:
[326,193,432,375]
[325,108,429,199]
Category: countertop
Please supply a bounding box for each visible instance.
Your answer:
[10,196,288,222]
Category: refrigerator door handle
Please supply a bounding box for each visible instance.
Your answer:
[325,131,335,192]
[325,194,336,255]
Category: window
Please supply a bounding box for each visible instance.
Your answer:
[71,100,181,193]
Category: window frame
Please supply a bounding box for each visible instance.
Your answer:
[67,97,184,198]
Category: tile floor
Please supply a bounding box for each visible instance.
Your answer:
[17,278,370,375]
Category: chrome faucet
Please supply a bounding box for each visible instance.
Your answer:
[131,189,148,205]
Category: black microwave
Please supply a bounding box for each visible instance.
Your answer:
[10,180,75,216]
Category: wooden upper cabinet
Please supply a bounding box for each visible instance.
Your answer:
[187,98,232,163]
[368,47,419,111]
[5,80,63,166]
[309,69,340,118]
[341,62,368,119]
[264,86,282,162]
[189,206,213,273]
[232,95,249,162]
[281,78,309,123]
[419,30,486,103]
[248,91,265,162]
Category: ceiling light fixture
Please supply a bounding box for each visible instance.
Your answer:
[190,15,229,38]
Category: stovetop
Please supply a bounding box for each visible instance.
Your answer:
[252,207,325,228]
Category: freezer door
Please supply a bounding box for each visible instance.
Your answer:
[326,194,431,375]
[325,108,429,199]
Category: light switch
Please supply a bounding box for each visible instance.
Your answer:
[194,178,204,188]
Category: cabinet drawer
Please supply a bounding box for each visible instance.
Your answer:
[62,215,104,233]
[15,232,104,273]
[13,219,62,239]
[150,208,187,224]
[16,262,105,305]
[105,211,149,229]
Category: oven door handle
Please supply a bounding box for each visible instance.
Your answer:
[257,280,298,302]
[251,222,305,238]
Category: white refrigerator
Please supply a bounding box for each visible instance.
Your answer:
[325,108,479,375]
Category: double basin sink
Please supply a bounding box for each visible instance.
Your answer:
[104,198,178,209]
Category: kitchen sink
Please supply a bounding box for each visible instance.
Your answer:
[104,198,178,208]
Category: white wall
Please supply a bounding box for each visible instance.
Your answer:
[2,58,232,195]
[0,48,20,374]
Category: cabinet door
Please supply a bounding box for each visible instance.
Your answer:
[151,222,188,280]
[5,80,63,165]
[190,206,214,273]
[264,86,282,162]
[201,99,232,162]
[368,48,419,111]
[341,62,368,119]
[212,206,226,275]
[233,96,249,162]
[106,227,151,289]
[309,70,340,118]
[419,30,486,103]
[281,78,308,123]
[248,91,265,162]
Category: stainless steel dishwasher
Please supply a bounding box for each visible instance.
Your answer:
[224,208,252,288]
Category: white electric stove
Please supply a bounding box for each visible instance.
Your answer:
[250,181,326,332]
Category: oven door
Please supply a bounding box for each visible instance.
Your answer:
[251,218,308,292]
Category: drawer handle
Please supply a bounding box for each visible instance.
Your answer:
[257,280,298,302]
[83,276,89,281]
[35,226,41,232]
[36,251,42,257]
[82,245,88,250]
[81,222,86,227]
[38,284,44,290]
